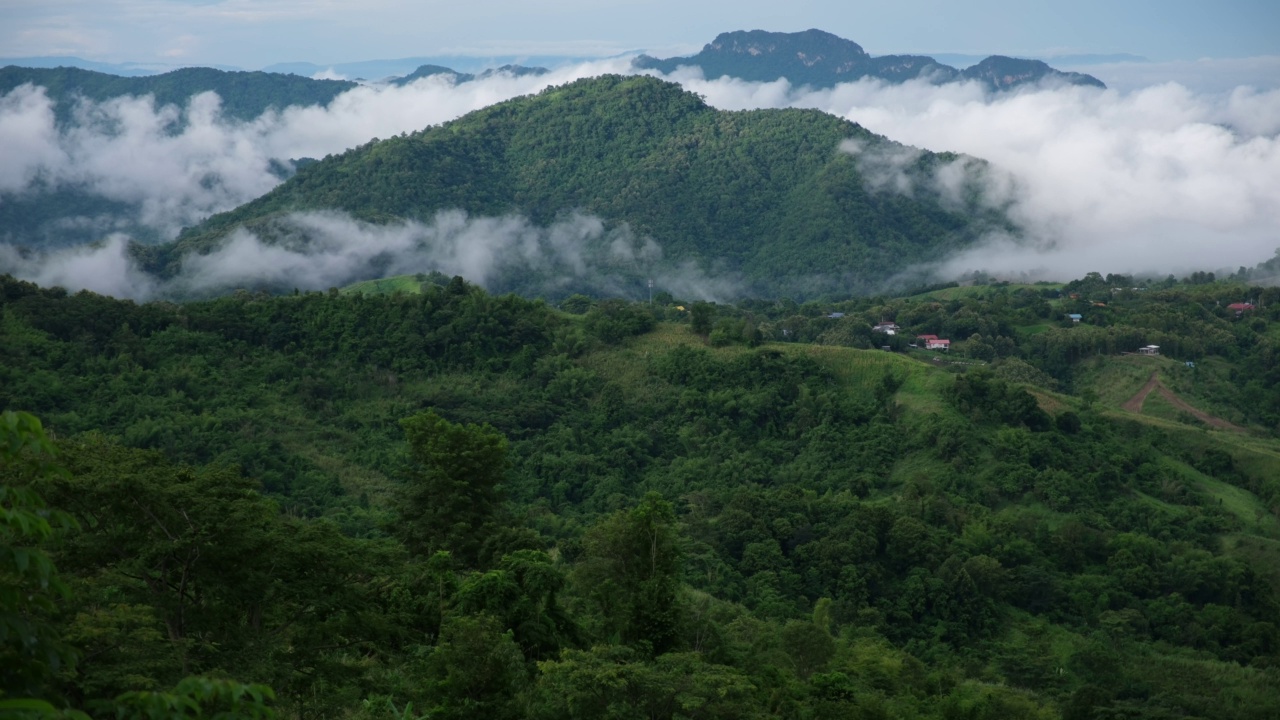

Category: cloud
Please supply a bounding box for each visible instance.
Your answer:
[1067,56,1280,95]
[0,234,158,298]
[668,70,1280,282]
[3,209,737,302]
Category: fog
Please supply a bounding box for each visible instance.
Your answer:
[669,69,1280,283]
[0,210,740,302]
[2,55,1278,297]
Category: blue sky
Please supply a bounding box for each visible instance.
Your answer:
[1,0,1277,68]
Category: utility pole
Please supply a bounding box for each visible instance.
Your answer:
[648,278,653,304]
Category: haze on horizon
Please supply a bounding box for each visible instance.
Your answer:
[1,0,1277,71]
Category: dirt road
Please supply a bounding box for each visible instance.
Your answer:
[1121,372,1242,431]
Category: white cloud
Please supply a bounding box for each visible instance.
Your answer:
[673,72,1280,281]
[3,209,736,302]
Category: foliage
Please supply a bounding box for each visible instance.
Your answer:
[4,272,1280,718]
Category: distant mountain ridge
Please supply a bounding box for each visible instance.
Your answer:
[390,64,549,86]
[635,29,1106,90]
[0,65,357,124]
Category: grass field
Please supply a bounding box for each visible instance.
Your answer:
[341,274,426,295]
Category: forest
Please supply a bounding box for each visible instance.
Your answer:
[3,268,1280,719]
[158,75,1011,298]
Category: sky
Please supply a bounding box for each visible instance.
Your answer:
[1,0,1278,69]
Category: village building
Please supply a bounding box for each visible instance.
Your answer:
[1067,313,1082,323]
[1138,345,1160,355]
[917,334,950,351]
[872,322,899,335]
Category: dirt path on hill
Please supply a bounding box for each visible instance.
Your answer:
[1122,372,1160,413]
[1121,372,1242,431]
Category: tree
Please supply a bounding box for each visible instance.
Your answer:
[0,411,77,706]
[576,493,682,655]
[421,614,527,720]
[690,302,715,337]
[396,411,508,568]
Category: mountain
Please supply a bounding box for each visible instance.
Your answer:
[634,29,1106,91]
[262,54,592,80]
[0,55,232,76]
[162,74,1013,298]
[960,55,1107,91]
[390,63,549,86]
[0,65,357,125]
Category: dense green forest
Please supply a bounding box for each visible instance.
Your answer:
[3,269,1280,719]
[0,66,357,126]
[162,75,1012,298]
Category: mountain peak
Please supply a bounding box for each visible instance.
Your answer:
[704,28,869,60]
[635,28,1104,91]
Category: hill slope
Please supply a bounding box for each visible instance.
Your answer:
[634,29,1106,91]
[3,273,1279,718]
[163,74,1012,298]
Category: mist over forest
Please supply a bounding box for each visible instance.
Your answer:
[2,45,1278,299]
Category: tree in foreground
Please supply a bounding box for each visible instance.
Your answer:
[396,410,508,568]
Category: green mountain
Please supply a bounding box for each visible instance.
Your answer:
[162,74,1012,298]
[3,270,1279,718]
[0,65,357,125]
[634,29,1106,91]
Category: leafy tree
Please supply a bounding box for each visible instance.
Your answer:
[0,411,77,706]
[576,494,682,655]
[396,411,509,567]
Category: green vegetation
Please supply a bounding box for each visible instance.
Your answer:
[164,74,1012,298]
[3,270,1280,719]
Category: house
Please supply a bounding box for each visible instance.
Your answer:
[924,338,950,351]
[827,312,846,319]
[872,322,900,335]
[1227,302,1255,315]
[1137,345,1160,355]
[1067,313,1082,323]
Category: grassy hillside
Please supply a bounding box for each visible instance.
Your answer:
[163,74,1012,298]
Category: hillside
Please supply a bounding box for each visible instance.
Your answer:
[3,270,1279,718]
[634,29,1105,91]
[0,65,357,125]
[161,74,1012,298]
